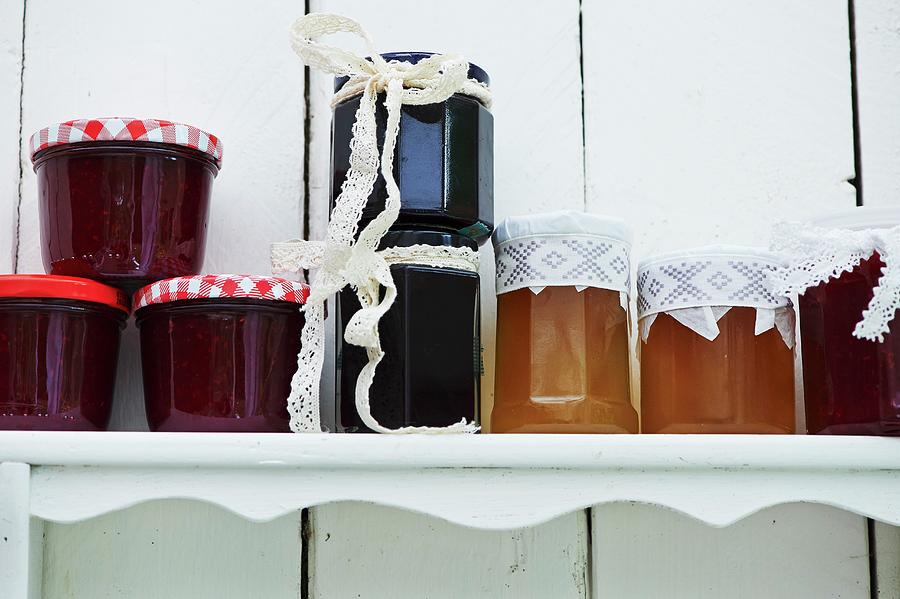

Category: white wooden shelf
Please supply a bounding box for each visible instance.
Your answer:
[1,432,899,530]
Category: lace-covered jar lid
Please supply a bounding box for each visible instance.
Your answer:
[637,245,793,345]
[491,210,632,295]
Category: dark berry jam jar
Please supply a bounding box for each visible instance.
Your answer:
[332,53,493,241]
[799,207,900,435]
[30,118,223,293]
[134,275,309,432]
[335,230,481,432]
[0,275,128,430]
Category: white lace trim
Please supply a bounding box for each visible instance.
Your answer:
[494,234,630,295]
[770,221,900,342]
[639,306,795,348]
[273,13,490,433]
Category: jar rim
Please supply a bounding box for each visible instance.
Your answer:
[133,274,310,310]
[492,210,633,246]
[0,275,129,313]
[29,118,223,167]
[638,245,782,272]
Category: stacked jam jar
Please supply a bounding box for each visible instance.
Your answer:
[0,118,309,432]
[332,53,493,432]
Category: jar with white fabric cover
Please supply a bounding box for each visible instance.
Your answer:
[771,206,900,436]
[637,246,795,434]
[491,211,637,433]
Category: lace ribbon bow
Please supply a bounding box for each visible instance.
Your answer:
[770,221,900,342]
[272,13,489,433]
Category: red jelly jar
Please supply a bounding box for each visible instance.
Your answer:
[0,275,128,431]
[798,207,900,435]
[30,118,223,293]
[134,275,309,432]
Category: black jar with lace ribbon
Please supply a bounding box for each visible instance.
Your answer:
[335,230,480,432]
[332,52,493,241]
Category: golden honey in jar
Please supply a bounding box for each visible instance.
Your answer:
[491,211,637,433]
[638,246,795,434]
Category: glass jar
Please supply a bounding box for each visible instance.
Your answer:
[797,207,900,435]
[0,275,128,430]
[331,53,493,241]
[134,275,308,432]
[31,118,222,293]
[491,211,637,433]
[638,246,795,433]
[336,230,480,432]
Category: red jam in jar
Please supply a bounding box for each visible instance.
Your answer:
[134,275,308,432]
[0,275,128,430]
[30,118,223,293]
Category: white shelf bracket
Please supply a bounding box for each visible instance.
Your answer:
[0,462,31,599]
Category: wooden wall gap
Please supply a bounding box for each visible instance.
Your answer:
[867,518,878,599]
[848,0,864,206]
[301,0,312,242]
[577,0,587,211]
[584,507,594,599]
[301,508,311,599]
[13,0,27,273]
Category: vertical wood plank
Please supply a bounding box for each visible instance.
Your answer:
[42,501,303,599]
[310,504,589,598]
[0,0,24,272]
[18,0,306,430]
[855,0,900,206]
[592,504,870,599]
[0,462,31,599]
[874,522,900,599]
[307,0,585,430]
[582,0,857,257]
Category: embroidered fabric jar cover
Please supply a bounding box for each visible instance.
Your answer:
[134,275,309,433]
[331,52,493,241]
[0,275,128,431]
[336,230,481,432]
[491,211,637,433]
[30,118,222,293]
[638,246,795,434]
[771,206,900,436]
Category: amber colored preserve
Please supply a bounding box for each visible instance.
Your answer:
[492,286,636,433]
[640,308,794,434]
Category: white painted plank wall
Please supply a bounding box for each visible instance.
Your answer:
[16,0,307,429]
[42,501,303,599]
[0,0,23,272]
[310,505,589,599]
[582,0,857,256]
[592,504,870,599]
[855,0,900,206]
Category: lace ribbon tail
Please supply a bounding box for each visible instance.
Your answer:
[286,301,326,432]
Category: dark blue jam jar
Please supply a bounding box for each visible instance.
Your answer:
[331,52,494,242]
[335,230,481,432]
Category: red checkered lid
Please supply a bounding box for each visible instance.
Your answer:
[30,118,223,166]
[133,275,309,309]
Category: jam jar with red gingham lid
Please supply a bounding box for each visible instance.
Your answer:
[134,275,308,432]
[0,275,129,431]
[30,118,223,293]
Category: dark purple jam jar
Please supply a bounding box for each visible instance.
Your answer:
[335,231,481,432]
[798,207,900,436]
[0,275,128,431]
[30,118,222,293]
[332,53,493,241]
[133,275,308,432]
